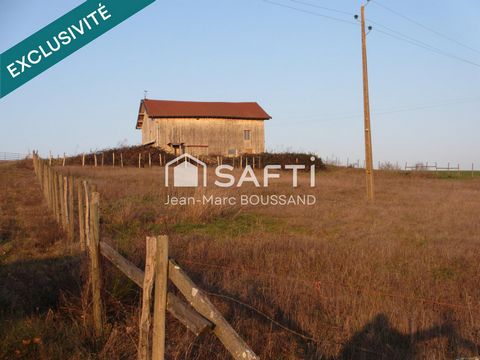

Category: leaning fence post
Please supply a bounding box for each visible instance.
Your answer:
[138,237,158,360]
[152,235,168,360]
[89,191,104,337]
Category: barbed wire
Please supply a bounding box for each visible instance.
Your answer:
[179,259,478,311]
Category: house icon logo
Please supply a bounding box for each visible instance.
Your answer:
[165,153,207,187]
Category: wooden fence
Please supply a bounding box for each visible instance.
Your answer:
[404,162,462,172]
[53,151,265,169]
[32,151,259,360]
[0,152,28,161]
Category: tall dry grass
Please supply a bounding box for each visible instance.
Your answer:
[2,161,479,359]
[54,165,480,359]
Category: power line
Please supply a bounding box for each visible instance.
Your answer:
[260,0,480,68]
[288,0,354,16]
[278,97,480,123]
[373,27,480,68]
[371,0,480,55]
[261,0,357,26]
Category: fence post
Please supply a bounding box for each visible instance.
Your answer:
[82,153,85,167]
[47,166,52,209]
[89,192,104,337]
[63,153,66,167]
[139,153,142,168]
[101,153,104,167]
[58,174,65,228]
[68,176,75,242]
[149,153,152,168]
[63,176,69,232]
[112,153,115,167]
[152,235,168,360]
[83,181,91,249]
[121,153,124,168]
[94,154,98,167]
[52,170,58,221]
[138,237,158,360]
[77,180,85,251]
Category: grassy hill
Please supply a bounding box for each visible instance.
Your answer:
[1,159,479,359]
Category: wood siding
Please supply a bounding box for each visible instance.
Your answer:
[141,117,265,156]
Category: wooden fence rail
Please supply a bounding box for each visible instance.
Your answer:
[32,151,258,360]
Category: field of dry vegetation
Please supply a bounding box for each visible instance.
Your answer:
[1,159,479,359]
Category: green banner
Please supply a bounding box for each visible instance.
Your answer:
[0,0,155,98]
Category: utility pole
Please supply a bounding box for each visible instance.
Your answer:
[360,3,374,201]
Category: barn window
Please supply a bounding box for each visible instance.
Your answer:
[243,130,251,141]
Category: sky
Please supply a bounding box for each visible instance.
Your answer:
[1,0,479,168]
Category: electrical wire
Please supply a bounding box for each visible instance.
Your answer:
[261,0,480,68]
[276,97,480,123]
[288,0,354,16]
[372,27,480,68]
[262,0,357,26]
[371,0,480,55]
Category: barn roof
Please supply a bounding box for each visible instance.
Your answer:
[136,99,271,128]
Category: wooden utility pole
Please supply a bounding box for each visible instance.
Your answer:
[361,4,375,201]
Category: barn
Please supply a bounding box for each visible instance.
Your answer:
[135,99,271,156]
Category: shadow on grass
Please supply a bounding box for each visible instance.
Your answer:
[338,313,479,360]
[195,280,479,360]
[0,255,83,317]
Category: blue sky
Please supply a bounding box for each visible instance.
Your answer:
[1,0,479,168]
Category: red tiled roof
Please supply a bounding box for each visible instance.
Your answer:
[138,99,271,126]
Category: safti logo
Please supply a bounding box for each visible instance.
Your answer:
[164,153,316,188]
[165,154,207,187]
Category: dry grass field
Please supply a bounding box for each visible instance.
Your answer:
[1,160,479,359]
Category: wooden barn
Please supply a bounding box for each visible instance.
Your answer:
[135,99,271,156]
